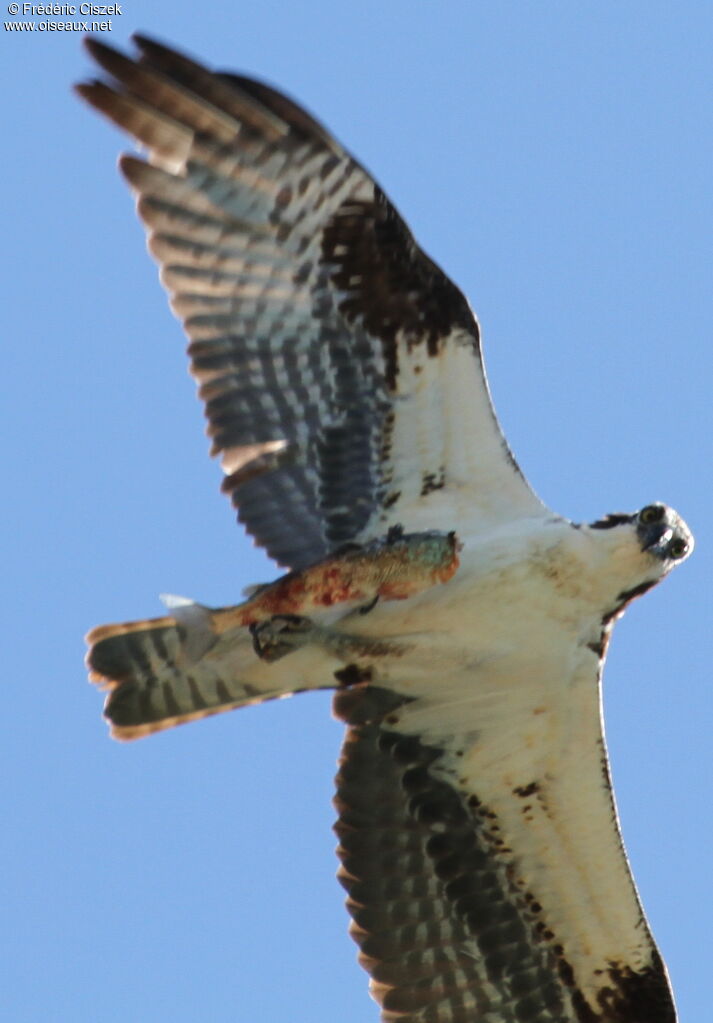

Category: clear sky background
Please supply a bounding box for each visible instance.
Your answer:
[2,3,710,1020]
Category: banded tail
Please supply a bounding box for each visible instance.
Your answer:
[86,604,301,740]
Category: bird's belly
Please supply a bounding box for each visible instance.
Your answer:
[327,537,601,739]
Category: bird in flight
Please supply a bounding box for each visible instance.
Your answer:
[78,36,692,1023]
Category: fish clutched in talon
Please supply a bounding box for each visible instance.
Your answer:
[86,529,461,737]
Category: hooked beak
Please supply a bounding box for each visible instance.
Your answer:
[640,522,673,553]
[642,527,671,552]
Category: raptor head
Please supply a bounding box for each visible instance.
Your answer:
[587,503,693,614]
[590,504,693,562]
[634,502,694,565]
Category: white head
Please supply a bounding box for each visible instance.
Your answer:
[585,503,693,613]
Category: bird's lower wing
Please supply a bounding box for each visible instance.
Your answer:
[334,682,676,1023]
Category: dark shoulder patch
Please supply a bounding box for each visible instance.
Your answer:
[589,513,634,530]
[321,188,478,391]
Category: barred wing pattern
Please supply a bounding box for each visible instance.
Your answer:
[335,686,676,1023]
[77,35,544,570]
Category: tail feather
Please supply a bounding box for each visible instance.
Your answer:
[86,610,294,740]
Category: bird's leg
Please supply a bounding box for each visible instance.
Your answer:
[250,614,410,664]
[249,615,317,662]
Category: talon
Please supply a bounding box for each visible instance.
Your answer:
[250,614,314,662]
[248,621,267,659]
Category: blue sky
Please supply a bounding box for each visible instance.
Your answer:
[2,3,710,1020]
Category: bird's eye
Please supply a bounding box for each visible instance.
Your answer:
[668,537,688,559]
[640,505,664,524]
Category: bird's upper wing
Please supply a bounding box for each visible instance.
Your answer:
[334,678,676,1023]
[77,36,546,570]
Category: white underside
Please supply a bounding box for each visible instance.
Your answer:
[233,512,663,1011]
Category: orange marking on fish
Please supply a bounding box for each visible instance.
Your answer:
[209,530,460,635]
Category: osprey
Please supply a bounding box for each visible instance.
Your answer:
[79,37,692,1023]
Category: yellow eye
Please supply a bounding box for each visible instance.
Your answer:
[668,538,688,559]
[640,505,664,524]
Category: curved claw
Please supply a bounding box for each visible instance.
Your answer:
[249,614,315,662]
